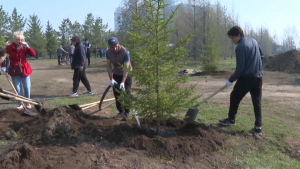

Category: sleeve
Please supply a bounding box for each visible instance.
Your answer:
[124,51,130,63]
[228,46,245,82]
[27,47,36,57]
[106,51,110,60]
[80,45,86,66]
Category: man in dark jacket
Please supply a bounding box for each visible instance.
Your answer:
[69,36,93,97]
[219,26,263,136]
[83,38,91,66]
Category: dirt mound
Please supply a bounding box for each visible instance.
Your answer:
[263,50,300,73]
[104,119,227,160]
[0,143,36,169]
[0,107,230,168]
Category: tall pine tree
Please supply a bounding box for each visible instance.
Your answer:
[24,14,46,59]
[59,19,71,49]
[45,21,58,59]
[91,16,108,48]
[0,5,9,38]
[8,8,26,40]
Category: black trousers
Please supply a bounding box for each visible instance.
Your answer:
[228,77,263,126]
[58,55,62,65]
[86,53,91,66]
[113,74,132,114]
[72,68,91,93]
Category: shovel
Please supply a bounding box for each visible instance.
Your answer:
[99,85,116,110]
[1,70,38,116]
[1,88,43,112]
[0,92,43,112]
[69,98,115,111]
[185,85,227,123]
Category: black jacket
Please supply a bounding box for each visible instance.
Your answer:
[71,36,86,69]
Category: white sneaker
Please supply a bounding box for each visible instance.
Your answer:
[16,105,23,110]
[26,103,31,109]
[69,93,78,97]
[83,91,93,95]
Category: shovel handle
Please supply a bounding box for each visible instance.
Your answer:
[81,103,98,110]
[2,71,18,94]
[0,93,39,105]
[81,98,115,110]
[3,89,33,102]
[80,101,100,107]
[195,85,227,108]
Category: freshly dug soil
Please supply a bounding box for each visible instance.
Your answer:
[0,107,230,168]
[263,50,300,73]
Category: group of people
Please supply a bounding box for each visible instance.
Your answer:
[94,47,107,58]
[56,39,107,67]
[1,26,264,131]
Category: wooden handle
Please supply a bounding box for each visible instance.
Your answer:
[0,93,39,105]
[81,98,115,110]
[195,85,227,108]
[81,103,98,110]
[3,89,33,102]
[3,72,18,94]
[80,101,100,107]
[80,98,115,108]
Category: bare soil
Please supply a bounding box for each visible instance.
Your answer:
[263,49,300,73]
[0,58,299,168]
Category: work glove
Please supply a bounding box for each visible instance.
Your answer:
[226,80,232,87]
[22,42,30,48]
[110,79,118,87]
[119,82,125,91]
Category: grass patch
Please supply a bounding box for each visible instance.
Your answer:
[178,99,300,167]
[182,57,236,71]
[233,149,300,169]
[46,95,101,107]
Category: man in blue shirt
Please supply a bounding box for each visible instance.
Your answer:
[219,26,263,136]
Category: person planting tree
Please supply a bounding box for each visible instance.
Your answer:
[219,26,264,136]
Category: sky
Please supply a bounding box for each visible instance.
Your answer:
[1,0,299,42]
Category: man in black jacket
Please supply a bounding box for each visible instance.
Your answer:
[69,36,93,97]
[83,38,91,66]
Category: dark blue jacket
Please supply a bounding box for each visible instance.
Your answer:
[229,37,263,82]
[71,36,86,69]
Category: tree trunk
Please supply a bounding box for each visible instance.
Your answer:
[156,120,160,134]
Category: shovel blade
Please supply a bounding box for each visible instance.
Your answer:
[69,104,82,111]
[185,107,199,124]
[23,110,38,116]
[34,104,43,113]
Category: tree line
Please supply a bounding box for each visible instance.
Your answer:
[115,0,299,59]
[0,5,112,59]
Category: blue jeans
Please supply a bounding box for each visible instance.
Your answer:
[5,58,10,73]
[69,54,73,64]
[11,75,31,105]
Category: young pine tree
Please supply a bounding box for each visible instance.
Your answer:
[201,29,221,71]
[122,0,200,133]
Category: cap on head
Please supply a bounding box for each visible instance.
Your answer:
[108,37,119,46]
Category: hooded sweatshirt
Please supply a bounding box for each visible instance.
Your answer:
[71,36,86,69]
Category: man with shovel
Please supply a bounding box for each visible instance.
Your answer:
[106,37,132,121]
[219,26,263,135]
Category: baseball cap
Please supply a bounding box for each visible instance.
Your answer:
[108,37,119,46]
